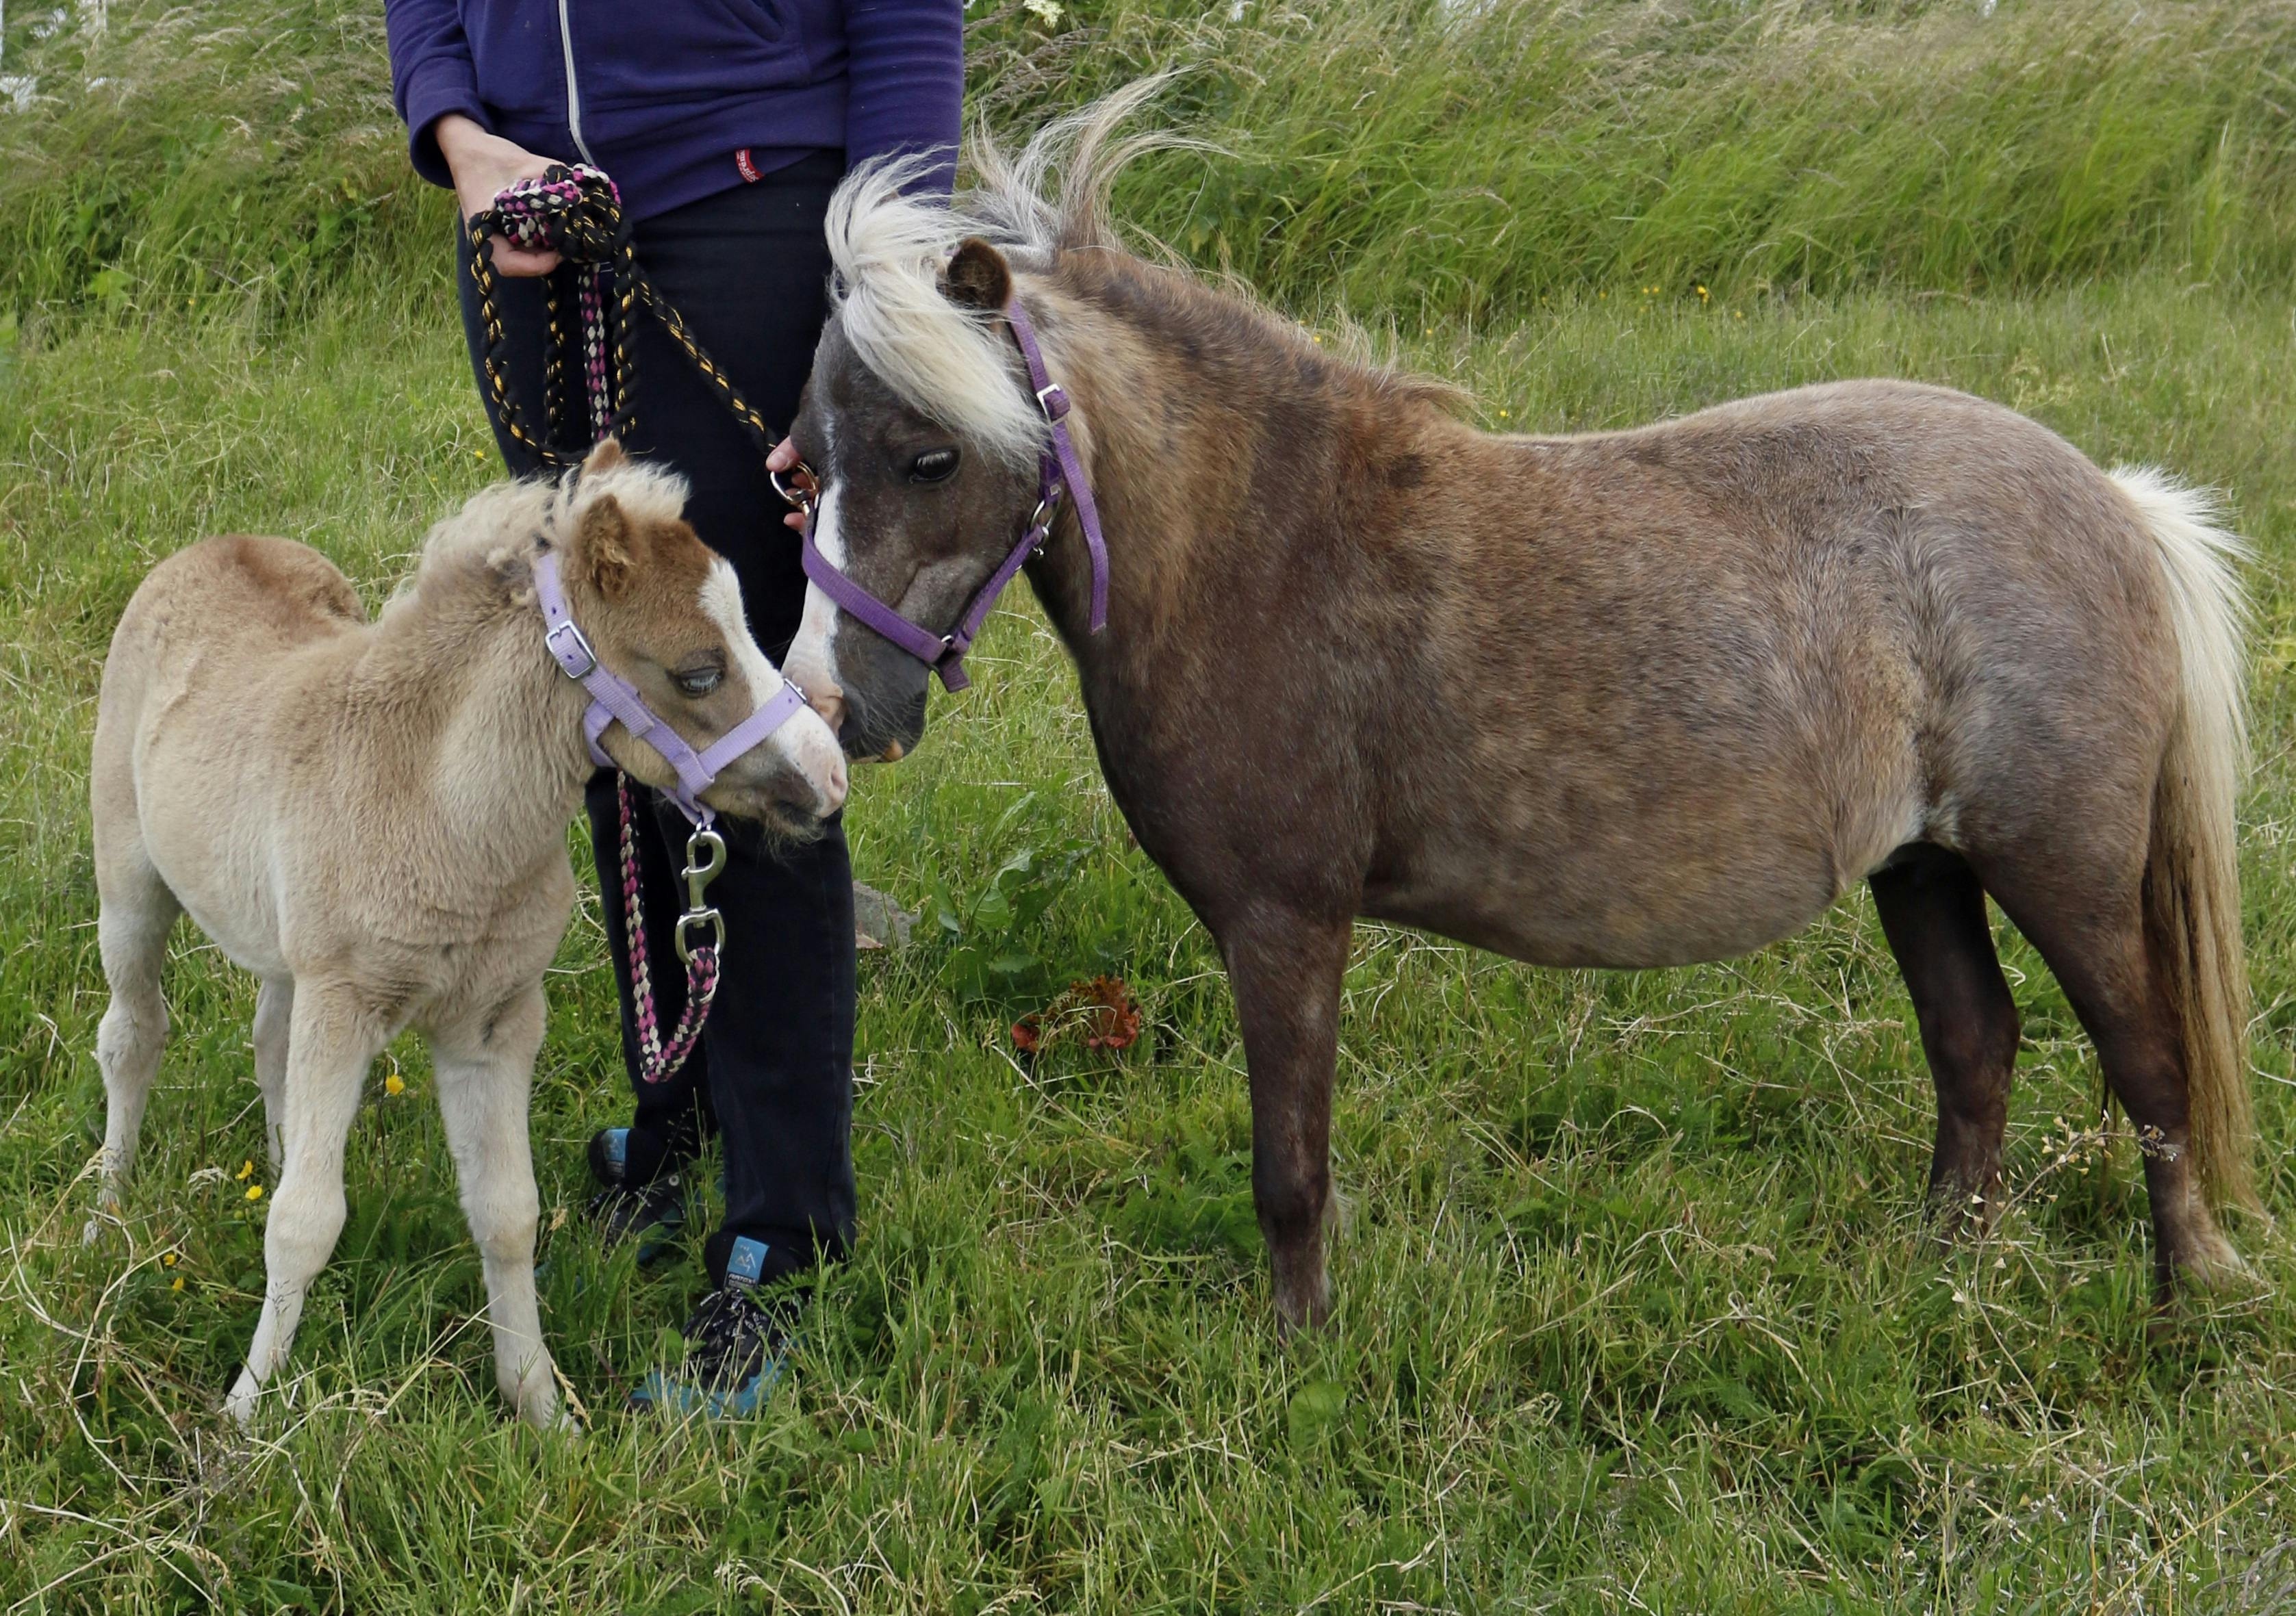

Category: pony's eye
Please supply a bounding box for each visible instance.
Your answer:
[908,448,960,483]
[672,666,723,697]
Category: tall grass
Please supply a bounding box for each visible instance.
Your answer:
[7,0,2296,322]
[8,0,2296,1608]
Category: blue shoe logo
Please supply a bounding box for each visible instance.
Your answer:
[726,1236,769,1288]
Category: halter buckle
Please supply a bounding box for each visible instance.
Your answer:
[544,619,599,679]
[1034,383,1070,421]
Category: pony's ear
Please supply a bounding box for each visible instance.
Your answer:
[574,493,636,599]
[940,237,1012,311]
[583,437,626,475]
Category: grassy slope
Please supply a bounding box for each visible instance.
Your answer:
[7,3,2296,1613]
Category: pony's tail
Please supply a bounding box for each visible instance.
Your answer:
[2112,466,2259,1216]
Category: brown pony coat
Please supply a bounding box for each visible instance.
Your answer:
[786,98,2255,1326]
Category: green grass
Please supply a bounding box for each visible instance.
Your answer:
[8,1,2296,1611]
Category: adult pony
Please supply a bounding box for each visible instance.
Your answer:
[780,91,2256,1327]
[90,442,846,1426]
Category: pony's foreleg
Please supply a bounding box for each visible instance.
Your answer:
[1869,846,2021,1237]
[253,977,295,1174]
[89,848,181,1235]
[1222,911,1353,1331]
[429,984,564,1431]
[225,984,381,1426]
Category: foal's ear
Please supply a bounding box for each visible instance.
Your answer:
[583,437,626,475]
[575,493,636,599]
[939,237,1012,311]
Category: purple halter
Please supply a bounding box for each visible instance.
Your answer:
[533,548,810,828]
[787,295,1109,692]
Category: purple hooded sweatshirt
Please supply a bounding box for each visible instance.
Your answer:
[385,0,963,220]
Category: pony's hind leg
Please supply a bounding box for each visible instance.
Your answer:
[1979,862,2240,1296]
[224,983,384,1426]
[253,977,294,1172]
[90,840,181,1234]
[1868,845,2021,1237]
[428,984,564,1431]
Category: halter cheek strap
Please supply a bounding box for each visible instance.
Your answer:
[533,549,809,825]
[793,294,1109,693]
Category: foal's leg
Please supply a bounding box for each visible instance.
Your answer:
[1868,847,2021,1237]
[1978,865,2241,1295]
[253,977,295,1174]
[90,841,181,1230]
[225,984,383,1426]
[1221,912,1353,1330]
[429,984,564,1431]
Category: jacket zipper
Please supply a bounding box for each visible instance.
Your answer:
[556,0,598,165]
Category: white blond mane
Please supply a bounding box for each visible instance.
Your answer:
[824,79,1182,467]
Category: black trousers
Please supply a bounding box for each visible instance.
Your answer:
[456,153,855,1288]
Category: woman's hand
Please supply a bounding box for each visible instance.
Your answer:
[435,114,563,277]
[768,437,809,530]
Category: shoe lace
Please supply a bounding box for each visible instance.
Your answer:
[685,1286,781,1387]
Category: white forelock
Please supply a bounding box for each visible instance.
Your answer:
[822,78,1186,469]
[824,157,1049,468]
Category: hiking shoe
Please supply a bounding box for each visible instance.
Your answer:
[584,1127,687,1262]
[625,1236,793,1419]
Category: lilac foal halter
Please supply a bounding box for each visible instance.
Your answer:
[533,541,810,1033]
[780,295,1110,691]
[533,548,810,830]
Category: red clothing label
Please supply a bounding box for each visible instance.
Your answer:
[735,148,762,183]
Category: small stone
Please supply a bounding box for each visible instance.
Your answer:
[852,882,917,951]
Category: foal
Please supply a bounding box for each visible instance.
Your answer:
[782,97,2258,1329]
[89,442,845,1427]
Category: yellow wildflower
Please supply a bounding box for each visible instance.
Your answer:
[171,1276,185,1292]
[1696,284,1709,300]
[235,1159,254,1181]
[245,1183,264,1202]
[162,1251,177,1268]
[384,1073,406,1096]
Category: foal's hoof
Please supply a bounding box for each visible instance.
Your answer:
[222,1369,262,1430]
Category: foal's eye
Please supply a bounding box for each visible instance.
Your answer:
[908,448,960,483]
[672,666,723,697]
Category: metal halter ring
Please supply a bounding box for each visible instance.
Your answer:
[771,461,819,514]
[675,908,725,964]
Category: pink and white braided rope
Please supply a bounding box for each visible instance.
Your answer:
[615,773,718,1083]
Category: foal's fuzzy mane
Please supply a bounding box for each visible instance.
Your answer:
[826,79,1190,466]
[402,457,693,610]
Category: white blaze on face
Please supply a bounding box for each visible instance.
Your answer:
[698,559,847,815]
[785,478,848,731]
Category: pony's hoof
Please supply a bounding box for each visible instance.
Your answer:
[2171,1231,2257,1294]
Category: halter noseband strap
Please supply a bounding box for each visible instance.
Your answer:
[533,549,809,825]
[793,294,1109,693]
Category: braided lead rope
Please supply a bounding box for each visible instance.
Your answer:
[615,773,719,1083]
[473,166,730,1081]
